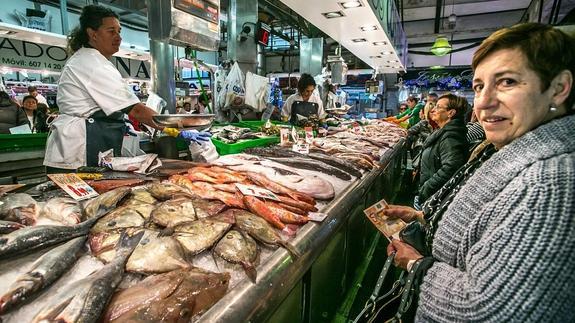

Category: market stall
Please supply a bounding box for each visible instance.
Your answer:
[0,119,406,323]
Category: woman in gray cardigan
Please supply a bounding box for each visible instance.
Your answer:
[384,23,575,322]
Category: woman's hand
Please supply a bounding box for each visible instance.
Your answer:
[387,238,424,270]
[384,205,423,223]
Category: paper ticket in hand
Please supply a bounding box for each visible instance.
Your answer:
[364,198,406,240]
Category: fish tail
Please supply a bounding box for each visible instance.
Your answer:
[278,240,301,259]
[241,261,257,283]
[117,230,145,253]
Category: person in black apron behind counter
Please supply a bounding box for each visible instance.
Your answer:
[281,73,325,124]
[44,5,210,173]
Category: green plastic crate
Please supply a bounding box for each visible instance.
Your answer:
[212,136,279,155]
[0,134,48,152]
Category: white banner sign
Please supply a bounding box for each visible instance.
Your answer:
[0,37,151,80]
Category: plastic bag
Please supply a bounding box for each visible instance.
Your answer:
[245,72,270,112]
[188,140,219,163]
[223,62,246,108]
[145,91,167,114]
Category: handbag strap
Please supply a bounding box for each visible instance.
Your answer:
[370,252,396,302]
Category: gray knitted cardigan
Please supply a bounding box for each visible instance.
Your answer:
[416,114,575,322]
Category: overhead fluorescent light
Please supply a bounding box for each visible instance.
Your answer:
[372,41,387,46]
[360,25,378,32]
[351,38,367,43]
[381,51,392,55]
[369,55,382,58]
[322,11,345,19]
[0,30,16,35]
[388,60,399,63]
[339,1,363,9]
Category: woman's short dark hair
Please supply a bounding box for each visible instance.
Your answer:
[22,95,38,104]
[438,93,468,120]
[67,5,119,54]
[297,73,316,93]
[407,96,419,104]
[472,22,575,111]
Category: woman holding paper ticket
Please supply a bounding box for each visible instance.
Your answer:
[382,23,575,322]
[44,5,210,172]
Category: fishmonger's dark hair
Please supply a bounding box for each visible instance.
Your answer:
[297,73,316,93]
[67,5,119,54]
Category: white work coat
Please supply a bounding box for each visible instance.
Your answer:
[44,48,140,169]
[281,93,325,120]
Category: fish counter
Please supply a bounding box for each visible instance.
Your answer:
[0,120,406,322]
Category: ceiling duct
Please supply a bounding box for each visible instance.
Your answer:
[147,0,220,51]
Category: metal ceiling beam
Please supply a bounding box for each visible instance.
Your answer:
[434,0,443,33]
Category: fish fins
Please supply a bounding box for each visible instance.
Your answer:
[118,230,145,252]
[241,261,257,283]
[157,227,175,237]
[278,240,301,259]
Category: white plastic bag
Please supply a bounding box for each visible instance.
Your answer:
[245,72,270,112]
[188,140,219,163]
[223,62,246,107]
[145,91,167,114]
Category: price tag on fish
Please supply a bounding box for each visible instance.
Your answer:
[235,183,280,201]
[308,212,328,222]
[304,127,314,143]
[363,198,406,241]
[48,173,99,201]
[292,143,310,154]
[280,127,292,146]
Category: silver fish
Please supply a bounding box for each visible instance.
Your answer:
[0,220,24,234]
[213,230,259,282]
[147,182,193,201]
[150,198,198,228]
[31,230,144,323]
[0,208,108,260]
[0,236,87,314]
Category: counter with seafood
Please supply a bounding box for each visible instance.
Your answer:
[0,120,406,323]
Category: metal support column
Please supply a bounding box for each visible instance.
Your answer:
[149,39,176,113]
[299,38,323,76]
[227,0,258,74]
[60,0,69,35]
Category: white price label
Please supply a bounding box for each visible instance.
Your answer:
[308,212,328,222]
[48,174,99,201]
[292,143,310,154]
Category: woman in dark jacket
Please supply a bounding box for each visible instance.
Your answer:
[0,91,29,134]
[417,93,468,206]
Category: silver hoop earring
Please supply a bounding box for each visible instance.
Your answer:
[549,103,557,112]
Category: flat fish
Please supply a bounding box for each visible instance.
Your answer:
[91,229,190,274]
[151,198,198,228]
[0,236,86,314]
[0,193,39,226]
[231,209,300,258]
[213,230,259,282]
[102,268,230,322]
[31,231,144,323]
[91,204,149,234]
[173,214,234,256]
[83,187,132,219]
[147,182,193,201]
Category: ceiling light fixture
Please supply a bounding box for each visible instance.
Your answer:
[369,55,382,58]
[352,38,367,43]
[430,35,452,56]
[0,30,16,35]
[381,51,392,55]
[361,25,377,32]
[322,11,345,19]
[339,1,363,9]
[372,41,387,46]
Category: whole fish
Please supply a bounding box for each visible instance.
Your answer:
[91,229,190,274]
[125,188,157,205]
[186,181,245,209]
[0,193,39,226]
[266,156,352,181]
[243,196,285,230]
[151,198,198,228]
[267,201,310,225]
[214,230,258,282]
[0,214,104,260]
[91,204,150,234]
[41,197,82,225]
[0,220,24,234]
[83,186,132,219]
[192,198,226,219]
[231,209,300,258]
[246,172,315,205]
[0,236,87,314]
[31,230,144,323]
[102,268,230,322]
[173,213,234,256]
[147,182,193,201]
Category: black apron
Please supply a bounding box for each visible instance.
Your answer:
[290,100,319,124]
[85,110,126,167]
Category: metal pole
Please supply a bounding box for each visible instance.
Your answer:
[60,0,69,35]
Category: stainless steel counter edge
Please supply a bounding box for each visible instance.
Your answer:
[198,139,405,322]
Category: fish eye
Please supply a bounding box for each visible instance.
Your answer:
[180,308,191,318]
[107,221,117,227]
